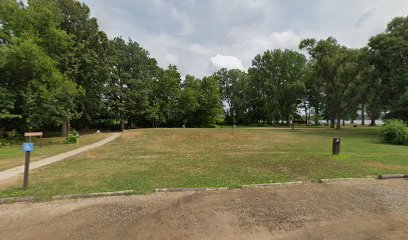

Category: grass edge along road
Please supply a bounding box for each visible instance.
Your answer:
[0,127,407,200]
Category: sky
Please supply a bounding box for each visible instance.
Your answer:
[80,0,408,78]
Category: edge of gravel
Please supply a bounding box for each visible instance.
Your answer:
[1,175,407,204]
[378,174,408,179]
[319,177,377,183]
[52,190,134,200]
[241,181,304,187]
[155,187,228,193]
[0,196,35,204]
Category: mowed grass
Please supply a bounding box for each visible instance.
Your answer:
[0,133,112,171]
[1,127,407,200]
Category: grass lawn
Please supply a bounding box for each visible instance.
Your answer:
[0,132,112,171]
[0,127,407,200]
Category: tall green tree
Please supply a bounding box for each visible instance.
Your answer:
[178,75,201,126]
[303,61,325,125]
[368,16,408,121]
[196,76,223,126]
[248,49,306,125]
[56,0,113,128]
[148,65,181,127]
[0,0,82,133]
[213,68,248,124]
[300,37,358,129]
[109,37,158,130]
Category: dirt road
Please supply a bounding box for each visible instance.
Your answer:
[0,179,407,240]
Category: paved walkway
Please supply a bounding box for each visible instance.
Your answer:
[0,133,121,183]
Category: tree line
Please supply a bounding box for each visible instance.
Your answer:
[0,0,407,136]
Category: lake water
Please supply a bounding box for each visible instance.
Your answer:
[316,120,384,125]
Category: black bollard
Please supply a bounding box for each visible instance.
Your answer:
[332,138,341,155]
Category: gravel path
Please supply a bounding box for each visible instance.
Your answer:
[0,178,407,240]
[0,133,121,183]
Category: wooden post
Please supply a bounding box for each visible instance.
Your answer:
[23,151,31,191]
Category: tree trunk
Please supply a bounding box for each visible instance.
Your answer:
[61,120,70,137]
[342,119,345,126]
[370,119,376,126]
[287,106,291,127]
[304,105,308,125]
[351,119,354,124]
[130,116,135,129]
[336,118,341,130]
[61,121,67,137]
[361,104,365,125]
[120,112,124,132]
[330,117,335,128]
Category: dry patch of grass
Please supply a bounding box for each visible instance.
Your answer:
[364,162,408,171]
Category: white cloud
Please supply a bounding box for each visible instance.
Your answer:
[164,54,179,65]
[224,31,301,68]
[188,44,213,55]
[267,31,302,50]
[241,31,301,56]
[210,54,244,70]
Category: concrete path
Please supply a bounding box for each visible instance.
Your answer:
[0,133,121,183]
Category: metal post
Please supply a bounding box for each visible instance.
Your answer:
[23,151,31,191]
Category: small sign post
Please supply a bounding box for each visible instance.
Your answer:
[22,143,34,191]
[24,132,43,148]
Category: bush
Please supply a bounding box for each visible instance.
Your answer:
[380,120,408,145]
[5,129,17,138]
[66,129,79,144]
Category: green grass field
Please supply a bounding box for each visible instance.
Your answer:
[0,127,407,200]
[0,132,112,171]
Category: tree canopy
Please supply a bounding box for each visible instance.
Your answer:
[0,0,406,135]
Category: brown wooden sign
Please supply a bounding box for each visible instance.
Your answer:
[24,132,43,137]
[24,132,43,148]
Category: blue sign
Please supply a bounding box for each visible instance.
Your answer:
[22,143,34,152]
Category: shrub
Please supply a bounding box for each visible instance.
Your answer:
[66,129,79,144]
[0,138,9,147]
[380,120,408,145]
[5,129,17,138]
